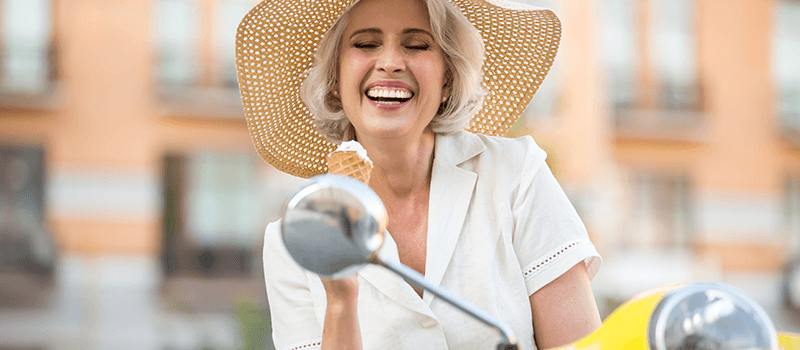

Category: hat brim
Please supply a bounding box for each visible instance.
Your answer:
[236,0,561,178]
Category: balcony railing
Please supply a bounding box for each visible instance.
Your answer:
[658,82,703,112]
[612,80,708,142]
[0,44,61,110]
[156,54,243,118]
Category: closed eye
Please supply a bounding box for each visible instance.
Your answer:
[354,42,380,50]
[402,33,433,52]
[406,44,430,51]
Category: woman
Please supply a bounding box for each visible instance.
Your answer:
[235,0,603,349]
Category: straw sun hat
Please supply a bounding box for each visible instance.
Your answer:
[235,0,561,178]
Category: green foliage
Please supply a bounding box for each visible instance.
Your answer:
[234,297,275,350]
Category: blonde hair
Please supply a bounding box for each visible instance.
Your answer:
[300,0,486,143]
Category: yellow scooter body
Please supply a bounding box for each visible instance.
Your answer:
[552,285,675,350]
[780,333,800,350]
[551,283,800,350]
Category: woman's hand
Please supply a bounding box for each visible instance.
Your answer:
[321,275,363,350]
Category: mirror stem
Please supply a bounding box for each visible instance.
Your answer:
[378,259,518,348]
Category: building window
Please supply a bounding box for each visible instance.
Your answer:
[162,152,264,278]
[0,0,55,94]
[621,172,693,249]
[602,0,701,112]
[785,175,800,254]
[649,0,699,111]
[518,0,564,124]
[215,0,252,88]
[0,145,57,307]
[160,151,305,320]
[154,0,201,88]
[602,0,638,111]
[775,0,800,136]
[153,0,253,116]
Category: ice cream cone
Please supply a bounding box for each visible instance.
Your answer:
[327,141,373,184]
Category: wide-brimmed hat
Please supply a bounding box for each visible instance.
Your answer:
[236,0,561,178]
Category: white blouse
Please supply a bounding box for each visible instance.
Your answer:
[262,131,601,350]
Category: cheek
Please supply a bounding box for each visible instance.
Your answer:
[412,59,446,93]
[338,52,371,91]
[418,54,445,80]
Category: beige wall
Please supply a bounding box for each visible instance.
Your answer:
[0,0,256,256]
[0,0,795,271]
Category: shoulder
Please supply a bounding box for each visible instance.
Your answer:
[436,131,548,183]
[438,131,546,162]
[476,133,546,164]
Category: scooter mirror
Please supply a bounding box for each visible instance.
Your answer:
[280,174,519,348]
[281,174,387,279]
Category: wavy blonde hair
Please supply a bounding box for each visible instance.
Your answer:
[300,0,486,143]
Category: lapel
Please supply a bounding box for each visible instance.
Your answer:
[423,132,485,306]
[356,132,486,314]
[358,230,435,317]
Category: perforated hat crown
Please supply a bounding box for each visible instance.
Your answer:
[236,0,561,178]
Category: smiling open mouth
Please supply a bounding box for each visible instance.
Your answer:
[365,87,413,104]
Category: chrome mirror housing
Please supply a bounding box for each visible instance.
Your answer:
[648,282,778,350]
[281,174,387,279]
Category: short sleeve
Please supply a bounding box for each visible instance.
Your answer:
[262,221,323,350]
[511,138,602,296]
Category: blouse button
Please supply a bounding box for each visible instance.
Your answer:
[421,319,438,328]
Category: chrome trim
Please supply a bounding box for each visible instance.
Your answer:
[648,282,778,350]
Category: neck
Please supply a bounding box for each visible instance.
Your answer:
[357,128,435,198]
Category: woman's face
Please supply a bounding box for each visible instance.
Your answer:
[337,0,446,142]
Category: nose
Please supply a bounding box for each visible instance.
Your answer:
[376,46,405,74]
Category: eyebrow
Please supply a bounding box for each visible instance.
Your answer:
[350,28,382,38]
[402,28,434,38]
[349,28,435,40]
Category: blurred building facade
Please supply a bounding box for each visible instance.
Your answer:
[534,0,800,274]
[511,0,800,311]
[0,0,799,348]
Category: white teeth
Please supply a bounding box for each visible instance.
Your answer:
[366,87,412,99]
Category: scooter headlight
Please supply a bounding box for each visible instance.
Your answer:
[648,282,778,350]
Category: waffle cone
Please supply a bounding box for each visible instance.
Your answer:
[327,150,373,184]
